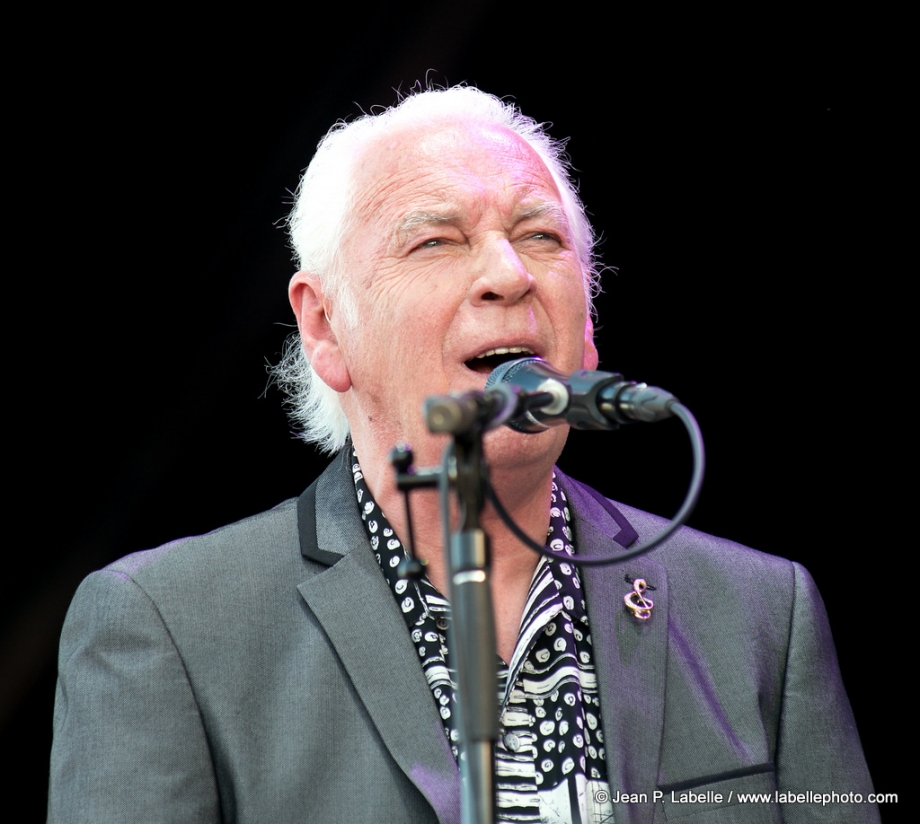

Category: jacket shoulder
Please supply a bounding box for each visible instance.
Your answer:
[564,471,792,564]
[620,498,797,577]
[105,497,301,589]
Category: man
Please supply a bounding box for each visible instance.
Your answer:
[49,87,878,823]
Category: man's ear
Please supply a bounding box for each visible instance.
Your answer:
[288,271,352,392]
[583,316,599,370]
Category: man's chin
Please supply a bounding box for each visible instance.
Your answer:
[483,425,569,475]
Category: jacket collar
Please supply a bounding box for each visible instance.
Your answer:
[296,450,462,824]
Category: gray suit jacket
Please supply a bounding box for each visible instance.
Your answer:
[49,451,878,823]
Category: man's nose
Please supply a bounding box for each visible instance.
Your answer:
[469,239,535,305]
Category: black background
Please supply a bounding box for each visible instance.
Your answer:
[4,5,906,819]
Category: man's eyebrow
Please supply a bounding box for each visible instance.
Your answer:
[517,202,571,227]
[392,202,571,245]
[394,210,460,241]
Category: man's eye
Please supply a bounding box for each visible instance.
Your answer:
[529,232,560,243]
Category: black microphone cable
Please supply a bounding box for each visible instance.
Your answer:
[485,381,705,566]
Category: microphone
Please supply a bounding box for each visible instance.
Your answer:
[485,357,678,433]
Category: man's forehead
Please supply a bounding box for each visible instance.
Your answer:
[413,119,529,161]
[353,120,567,232]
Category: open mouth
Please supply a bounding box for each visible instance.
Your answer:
[464,346,535,374]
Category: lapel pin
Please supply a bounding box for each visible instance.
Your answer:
[624,577,654,621]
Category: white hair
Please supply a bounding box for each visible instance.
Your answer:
[274,85,600,454]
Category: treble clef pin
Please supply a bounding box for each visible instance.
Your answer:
[624,577,654,620]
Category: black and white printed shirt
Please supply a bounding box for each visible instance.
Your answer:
[351,450,615,824]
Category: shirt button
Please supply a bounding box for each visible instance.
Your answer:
[503,733,520,752]
[436,617,449,631]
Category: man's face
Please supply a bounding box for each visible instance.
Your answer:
[332,119,598,470]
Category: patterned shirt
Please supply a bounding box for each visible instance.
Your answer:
[351,449,615,824]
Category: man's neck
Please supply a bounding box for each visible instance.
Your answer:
[352,439,554,663]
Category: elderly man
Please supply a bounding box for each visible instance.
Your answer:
[49,87,878,823]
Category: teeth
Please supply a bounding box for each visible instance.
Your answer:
[474,346,534,359]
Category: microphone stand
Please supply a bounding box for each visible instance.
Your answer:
[445,422,497,824]
[392,388,530,824]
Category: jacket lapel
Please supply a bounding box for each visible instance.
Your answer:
[296,452,461,824]
[563,475,668,824]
